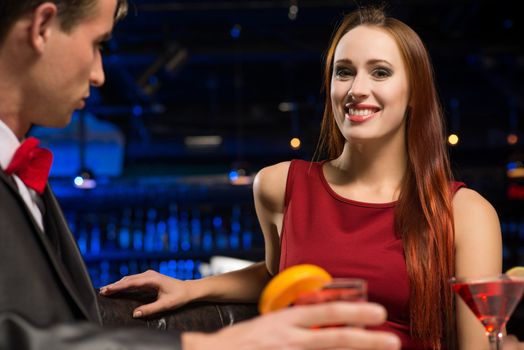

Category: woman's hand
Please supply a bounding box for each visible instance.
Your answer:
[99,270,193,318]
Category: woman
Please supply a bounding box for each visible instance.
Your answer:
[101,7,502,349]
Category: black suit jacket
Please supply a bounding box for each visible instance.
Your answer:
[0,170,182,349]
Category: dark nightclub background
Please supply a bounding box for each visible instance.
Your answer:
[29,0,524,337]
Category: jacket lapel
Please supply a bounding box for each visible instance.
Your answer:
[42,189,102,323]
[0,170,100,323]
[0,170,45,236]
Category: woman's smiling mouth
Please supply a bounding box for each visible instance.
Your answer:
[345,103,380,122]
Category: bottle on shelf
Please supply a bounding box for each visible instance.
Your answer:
[202,217,214,252]
[180,209,191,252]
[168,203,180,252]
[213,215,228,251]
[230,205,241,250]
[90,221,101,255]
[145,207,157,252]
[118,208,131,250]
[104,215,118,251]
[190,207,202,251]
[132,209,144,252]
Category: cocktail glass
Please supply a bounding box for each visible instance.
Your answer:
[450,275,524,350]
[293,278,367,328]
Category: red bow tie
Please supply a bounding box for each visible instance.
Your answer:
[5,137,53,195]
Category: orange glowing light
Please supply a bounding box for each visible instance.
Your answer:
[507,134,518,145]
[290,137,301,150]
[448,134,459,146]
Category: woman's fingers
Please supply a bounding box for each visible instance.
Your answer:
[99,270,163,295]
[132,297,180,318]
[99,270,187,317]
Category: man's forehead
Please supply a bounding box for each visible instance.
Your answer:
[76,0,117,30]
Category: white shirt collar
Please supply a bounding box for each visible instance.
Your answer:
[0,119,45,231]
[0,119,22,170]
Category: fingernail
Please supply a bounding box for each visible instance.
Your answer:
[99,287,106,294]
[369,305,386,319]
[133,310,143,318]
[385,335,400,349]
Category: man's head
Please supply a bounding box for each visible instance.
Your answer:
[0,0,127,137]
[0,0,127,47]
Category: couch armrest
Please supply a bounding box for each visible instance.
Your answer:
[97,291,259,333]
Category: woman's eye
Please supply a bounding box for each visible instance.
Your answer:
[335,67,354,78]
[373,68,392,79]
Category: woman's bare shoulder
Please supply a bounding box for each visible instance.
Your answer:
[452,187,501,253]
[452,187,497,217]
[253,161,291,213]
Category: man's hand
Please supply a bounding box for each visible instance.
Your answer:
[182,302,401,350]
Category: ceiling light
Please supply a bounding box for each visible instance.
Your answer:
[448,134,459,146]
[278,102,297,112]
[74,169,97,189]
[184,136,222,148]
[290,137,301,150]
[507,134,518,145]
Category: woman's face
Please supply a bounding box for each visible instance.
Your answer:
[330,25,410,144]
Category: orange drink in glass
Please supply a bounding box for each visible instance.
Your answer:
[293,278,367,305]
[293,278,367,328]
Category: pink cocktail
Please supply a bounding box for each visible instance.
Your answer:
[450,275,524,350]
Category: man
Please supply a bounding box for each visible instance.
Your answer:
[0,1,431,349]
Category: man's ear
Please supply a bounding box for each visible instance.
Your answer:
[29,3,59,54]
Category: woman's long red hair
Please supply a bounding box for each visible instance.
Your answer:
[315,7,455,349]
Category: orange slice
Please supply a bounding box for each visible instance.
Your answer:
[506,266,524,279]
[259,264,332,314]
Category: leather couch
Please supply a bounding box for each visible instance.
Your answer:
[97,290,259,333]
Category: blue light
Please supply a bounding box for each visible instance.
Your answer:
[132,227,142,251]
[232,221,241,233]
[90,225,101,254]
[203,230,213,251]
[242,230,252,250]
[229,170,239,182]
[159,261,168,275]
[119,263,129,276]
[181,241,191,251]
[230,24,241,39]
[507,162,518,170]
[74,176,84,186]
[230,231,240,250]
[213,216,223,227]
[78,229,87,254]
[132,105,143,117]
[119,226,130,250]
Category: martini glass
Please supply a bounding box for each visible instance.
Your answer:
[450,275,524,350]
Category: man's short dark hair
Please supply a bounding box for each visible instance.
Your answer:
[0,0,128,45]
